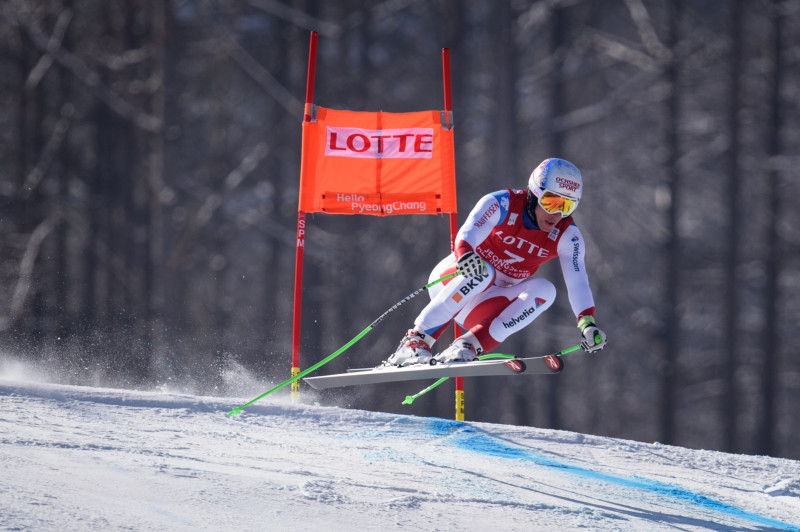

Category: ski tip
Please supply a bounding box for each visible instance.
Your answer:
[227,407,242,417]
[402,396,414,405]
[544,355,564,373]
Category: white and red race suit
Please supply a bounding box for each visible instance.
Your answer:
[414,189,596,352]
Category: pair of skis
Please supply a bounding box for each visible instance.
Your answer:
[302,346,578,404]
[303,349,570,389]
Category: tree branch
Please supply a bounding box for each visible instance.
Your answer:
[167,142,270,269]
[24,9,71,90]
[2,3,162,132]
[623,0,671,62]
[246,0,341,37]
[0,214,62,331]
[226,38,304,117]
[20,104,74,199]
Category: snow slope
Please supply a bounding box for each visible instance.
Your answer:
[1,373,799,531]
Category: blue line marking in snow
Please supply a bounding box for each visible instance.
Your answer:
[428,420,799,532]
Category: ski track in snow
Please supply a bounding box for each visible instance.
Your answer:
[1,377,799,531]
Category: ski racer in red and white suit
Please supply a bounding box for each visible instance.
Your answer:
[387,158,607,366]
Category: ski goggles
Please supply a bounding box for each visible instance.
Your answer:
[537,189,579,216]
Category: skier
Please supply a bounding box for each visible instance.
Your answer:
[386,157,607,367]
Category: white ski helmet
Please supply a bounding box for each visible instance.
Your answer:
[527,158,583,217]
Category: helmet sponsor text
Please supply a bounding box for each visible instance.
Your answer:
[555,176,581,193]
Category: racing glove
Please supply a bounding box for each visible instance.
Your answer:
[578,315,607,353]
[456,251,487,278]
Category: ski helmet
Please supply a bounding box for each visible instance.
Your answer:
[527,158,583,217]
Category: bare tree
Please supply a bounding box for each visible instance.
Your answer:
[756,0,785,457]
[659,0,681,446]
[723,0,742,453]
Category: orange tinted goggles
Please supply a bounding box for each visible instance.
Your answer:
[538,190,578,216]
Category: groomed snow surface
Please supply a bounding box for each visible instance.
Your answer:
[2,370,799,531]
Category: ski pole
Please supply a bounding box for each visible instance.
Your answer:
[401,345,584,405]
[402,377,449,405]
[401,353,515,405]
[227,271,458,417]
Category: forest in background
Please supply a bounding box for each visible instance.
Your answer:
[1,0,798,459]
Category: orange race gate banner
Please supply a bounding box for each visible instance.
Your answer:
[298,105,457,215]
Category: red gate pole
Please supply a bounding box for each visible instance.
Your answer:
[442,48,465,421]
[291,31,318,400]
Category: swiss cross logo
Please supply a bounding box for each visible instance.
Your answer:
[326,127,434,159]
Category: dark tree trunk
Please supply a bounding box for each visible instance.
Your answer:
[723,0,742,454]
[545,5,567,431]
[756,0,784,457]
[660,0,682,446]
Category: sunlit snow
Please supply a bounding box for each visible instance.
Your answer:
[1,362,799,531]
